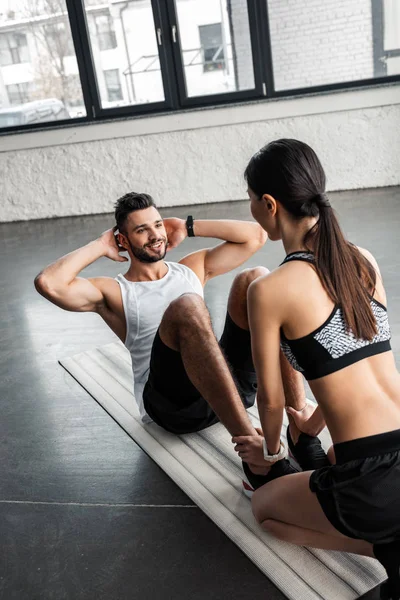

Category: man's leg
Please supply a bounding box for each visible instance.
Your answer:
[226,267,306,414]
[225,267,324,471]
[158,293,257,438]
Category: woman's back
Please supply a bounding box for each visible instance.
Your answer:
[275,249,400,443]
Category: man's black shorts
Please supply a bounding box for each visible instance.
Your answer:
[143,312,257,434]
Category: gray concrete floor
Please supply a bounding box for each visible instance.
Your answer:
[0,187,399,599]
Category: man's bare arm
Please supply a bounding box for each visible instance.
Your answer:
[169,218,267,284]
[34,228,127,312]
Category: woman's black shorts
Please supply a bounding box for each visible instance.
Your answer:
[143,312,257,434]
[310,428,400,543]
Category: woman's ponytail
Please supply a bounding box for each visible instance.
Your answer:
[304,198,377,340]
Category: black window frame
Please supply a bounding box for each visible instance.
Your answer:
[0,0,399,136]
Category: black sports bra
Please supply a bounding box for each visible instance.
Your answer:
[279,252,391,380]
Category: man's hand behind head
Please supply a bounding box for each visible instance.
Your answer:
[99,227,129,263]
[163,218,187,251]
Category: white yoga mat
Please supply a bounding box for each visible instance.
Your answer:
[60,342,385,600]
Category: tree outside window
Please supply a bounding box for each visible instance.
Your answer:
[22,0,84,111]
[44,22,75,58]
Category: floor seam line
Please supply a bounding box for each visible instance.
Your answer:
[0,500,198,508]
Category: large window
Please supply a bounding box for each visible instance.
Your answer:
[383,0,400,75]
[86,0,165,108]
[174,0,256,98]
[0,0,398,133]
[0,1,86,128]
[267,0,400,91]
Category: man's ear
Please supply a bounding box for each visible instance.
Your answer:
[117,232,129,250]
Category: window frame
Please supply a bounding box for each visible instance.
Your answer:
[0,0,398,136]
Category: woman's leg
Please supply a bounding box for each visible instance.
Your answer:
[252,470,374,557]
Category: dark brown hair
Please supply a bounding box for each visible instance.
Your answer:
[114,192,156,233]
[245,139,377,340]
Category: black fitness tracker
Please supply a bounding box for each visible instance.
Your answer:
[186,215,195,237]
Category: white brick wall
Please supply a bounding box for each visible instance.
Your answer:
[268,0,374,90]
[1,88,399,223]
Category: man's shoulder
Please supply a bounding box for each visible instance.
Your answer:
[89,275,121,288]
[88,276,122,300]
[89,276,125,318]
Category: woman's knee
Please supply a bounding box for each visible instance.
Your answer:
[260,519,290,541]
[251,487,271,524]
[252,491,289,540]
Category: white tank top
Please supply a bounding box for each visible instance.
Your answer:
[116,262,203,421]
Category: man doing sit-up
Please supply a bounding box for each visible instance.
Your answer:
[35,192,306,492]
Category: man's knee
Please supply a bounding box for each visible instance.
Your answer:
[231,267,270,299]
[163,293,209,328]
[228,267,270,329]
[234,266,269,288]
[160,294,209,350]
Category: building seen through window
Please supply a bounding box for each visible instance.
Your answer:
[94,13,117,52]
[0,0,86,124]
[103,69,123,102]
[0,31,29,66]
[199,23,225,72]
[6,81,31,105]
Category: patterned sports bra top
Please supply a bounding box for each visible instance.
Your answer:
[279,251,391,380]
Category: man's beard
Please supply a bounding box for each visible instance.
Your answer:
[128,238,168,263]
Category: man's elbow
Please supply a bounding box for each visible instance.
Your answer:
[253,224,268,249]
[34,272,54,298]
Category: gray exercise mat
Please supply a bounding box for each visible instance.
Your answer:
[59,342,385,600]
